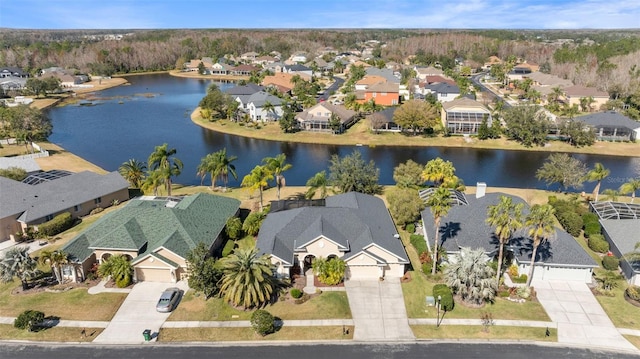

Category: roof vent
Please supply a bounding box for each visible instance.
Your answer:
[476,182,487,199]
[394,234,400,239]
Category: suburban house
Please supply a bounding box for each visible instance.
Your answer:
[563,85,610,110]
[289,52,308,63]
[224,84,265,110]
[441,97,492,135]
[507,66,533,81]
[296,102,357,133]
[256,192,409,280]
[40,70,83,88]
[240,52,259,62]
[574,111,640,142]
[0,67,29,78]
[253,55,278,66]
[231,64,260,76]
[355,76,388,91]
[62,193,241,283]
[184,57,214,72]
[421,190,597,283]
[368,107,402,132]
[482,56,503,71]
[282,64,314,78]
[261,72,299,94]
[423,82,461,103]
[210,62,234,75]
[414,66,444,80]
[245,91,283,122]
[0,171,129,243]
[358,82,401,106]
[591,201,640,285]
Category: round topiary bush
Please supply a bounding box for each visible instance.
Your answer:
[14,310,45,331]
[602,255,620,271]
[588,234,609,253]
[290,288,303,299]
[432,284,454,312]
[250,309,275,336]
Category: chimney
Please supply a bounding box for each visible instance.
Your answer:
[476,182,487,199]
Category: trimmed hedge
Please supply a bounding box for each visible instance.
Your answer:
[582,212,599,226]
[38,212,73,237]
[250,310,275,336]
[405,223,415,234]
[14,310,45,331]
[290,288,303,299]
[588,234,610,253]
[555,211,583,237]
[512,274,528,284]
[410,234,427,255]
[602,256,620,271]
[432,284,454,312]
[583,221,602,238]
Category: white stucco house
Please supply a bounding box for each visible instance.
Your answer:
[256,192,409,280]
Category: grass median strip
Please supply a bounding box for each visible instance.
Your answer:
[0,324,103,342]
[158,326,354,342]
[411,325,557,341]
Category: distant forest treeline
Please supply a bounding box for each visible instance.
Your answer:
[1,28,640,95]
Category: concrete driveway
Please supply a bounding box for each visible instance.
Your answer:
[93,281,189,344]
[533,280,636,352]
[344,278,414,341]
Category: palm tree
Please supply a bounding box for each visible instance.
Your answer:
[0,247,39,290]
[585,162,610,202]
[147,143,183,196]
[263,153,292,200]
[217,148,238,191]
[444,247,497,306]
[141,169,165,196]
[262,100,275,122]
[219,248,279,308]
[97,255,133,288]
[620,178,640,203]
[421,158,457,188]
[524,204,556,287]
[602,189,620,201]
[118,159,147,188]
[426,187,452,275]
[197,153,220,189]
[39,250,69,284]
[305,171,329,199]
[486,196,524,283]
[241,165,273,210]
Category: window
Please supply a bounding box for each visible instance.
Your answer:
[392,99,398,105]
[94,197,102,205]
[45,215,54,221]
[372,92,377,97]
[381,92,387,96]
[74,205,81,212]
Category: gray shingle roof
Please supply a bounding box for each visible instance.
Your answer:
[575,111,640,130]
[62,193,240,263]
[425,82,460,94]
[421,192,596,267]
[246,91,282,108]
[600,219,640,255]
[256,192,408,266]
[223,84,264,96]
[0,157,41,173]
[0,171,128,222]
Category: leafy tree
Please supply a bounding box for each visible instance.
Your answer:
[425,187,452,275]
[97,255,133,288]
[328,113,342,134]
[186,242,223,299]
[312,257,346,285]
[305,170,329,199]
[524,204,556,287]
[39,250,69,284]
[263,153,292,200]
[0,247,39,290]
[486,196,524,283]
[536,153,587,192]
[393,100,439,135]
[421,158,463,189]
[199,83,235,120]
[219,248,279,308]
[328,150,382,195]
[118,159,147,188]
[445,247,497,306]
[585,163,610,201]
[250,309,275,336]
[393,159,424,189]
[14,310,45,331]
[477,116,491,140]
[225,217,243,241]
[197,62,206,75]
[0,106,52,151]
[243,210,267,237]
[0,166,27,181]
[279,103,297,133]
[387,188,425,228]
[147,143,183,196]
[620,178,640,203]
[502,105,550,147]
[241,165,273,210]
[560,120,595,147]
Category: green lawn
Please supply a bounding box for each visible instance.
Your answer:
[411,325,557,341]
[592,269,640,330]
[159,325,354,342]
[0,324,103,342]
[168,290,351,321]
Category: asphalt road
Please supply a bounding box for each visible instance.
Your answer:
[0,342,635,359]
[318,76,345,102]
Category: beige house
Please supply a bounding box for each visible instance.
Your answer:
[563,85,610,110]
[257,192,409,280]
[296,102,357,133]
[441,97,492,135]
[0,171,129,243]
[62,193,240,283]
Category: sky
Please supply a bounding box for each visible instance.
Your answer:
[1,0,639,30]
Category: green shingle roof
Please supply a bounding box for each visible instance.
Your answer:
[63,193,240,263]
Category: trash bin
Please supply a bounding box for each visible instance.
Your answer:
[142,329,151,341]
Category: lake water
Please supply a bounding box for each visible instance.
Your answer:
[47,73,640,191]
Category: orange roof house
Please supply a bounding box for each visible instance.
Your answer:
[358,82,400,106]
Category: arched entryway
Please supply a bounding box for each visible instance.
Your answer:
[100,253,111,263]
[303,254,316,274]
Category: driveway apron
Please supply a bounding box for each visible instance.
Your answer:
[533,280,637,352]
[93,281,188,344]
[344,278,414,341]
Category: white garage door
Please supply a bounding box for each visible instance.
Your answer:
[347,265,380,279]
[136,268,171,282]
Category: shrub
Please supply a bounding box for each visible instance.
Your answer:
[588,234,610,253]
[14,310,45,331]
[602,255,620,271]
[513,274,528,284]
[583,221,601,237]
[432,284,454,312]
[516,286,531,299]
[555,211,583,237]
[508,264,519,278]
[405,223,415,234]
[626,286,640,301]
[582,212,599,226]
[221,239,235,257]
[37,212,74,237]
[422,262,432,275]
[89,207,104,215]
[290,288,303,299]
[250,310,275,336]
[410,234,427,255]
